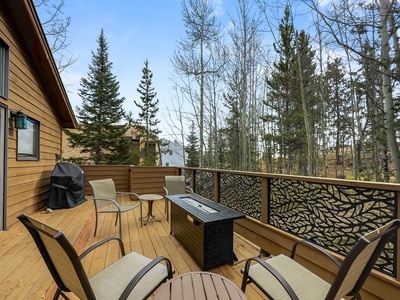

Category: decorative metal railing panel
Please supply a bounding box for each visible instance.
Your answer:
[269,178,398,276]
[181,169,193,188]
[219,173,262,219]
[194,170,215,201]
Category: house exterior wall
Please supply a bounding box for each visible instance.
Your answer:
[0,1,75,228]
[161,138,184,167]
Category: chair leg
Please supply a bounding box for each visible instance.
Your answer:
[241,259,252,292]
[118,211,122,239]
[166,198,169,222]
[115,212,119,226]
[53,288,71,300]
[94,212,98,237]
[241,276,249,292]
[140,202,143,228]
[53,288,61,300]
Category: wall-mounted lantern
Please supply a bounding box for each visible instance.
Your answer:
[10,110,28,129]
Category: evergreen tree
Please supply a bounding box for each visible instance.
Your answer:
[223,90,240,170]
[294,29,318,175]
[265,5,297,174]
[324,58,351,176]
[64,29,131,165]
[134,59,163,166]
[185,122,200,167]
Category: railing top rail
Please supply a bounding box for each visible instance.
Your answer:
[180,167,400,192]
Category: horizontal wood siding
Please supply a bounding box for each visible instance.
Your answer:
[79,165,180,196]
[130,166,180,195]
[80,165,131,194]
[0,10,64,227]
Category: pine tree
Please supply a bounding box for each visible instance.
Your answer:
[185,122,200,167]
[134,59,164,166]
[64,29,131,165]
[265,5,298,174]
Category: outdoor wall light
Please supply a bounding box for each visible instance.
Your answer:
[10,110,28,129]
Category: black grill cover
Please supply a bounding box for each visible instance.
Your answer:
[47,162,86,209]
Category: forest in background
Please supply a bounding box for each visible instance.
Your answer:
[168,0,400,183]
[35,0,400,182]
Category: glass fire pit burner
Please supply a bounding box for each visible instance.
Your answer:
[181,197,218,214]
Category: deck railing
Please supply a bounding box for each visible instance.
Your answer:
[81,165,400,299]
[181,167,399,278]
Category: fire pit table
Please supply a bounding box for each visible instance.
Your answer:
[166,193,246,270]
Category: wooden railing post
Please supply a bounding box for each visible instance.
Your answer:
[191,169,196,193]
[260,177,269,224]
[397,191,400,281]
[214,171,220,203]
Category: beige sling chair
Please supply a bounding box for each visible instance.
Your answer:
[241,219,400,300]
[89,178,142,239]
[18,214,173,300]
[163,175,193,221]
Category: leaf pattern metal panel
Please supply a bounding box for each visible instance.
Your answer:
[269,178,397,276]
[195,170,214,200]
[182,169,192,188]
[219,173,262,219]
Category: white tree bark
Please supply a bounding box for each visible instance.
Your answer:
[380,0,400,182]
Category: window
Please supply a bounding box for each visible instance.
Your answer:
[17,118,40,160]
[0,39,9,99]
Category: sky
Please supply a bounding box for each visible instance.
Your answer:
[44,0,233,140]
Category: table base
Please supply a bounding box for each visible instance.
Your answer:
[139,194,164,225]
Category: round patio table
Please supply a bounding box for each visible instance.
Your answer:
[153,271,247,300]
[140,194,163,225]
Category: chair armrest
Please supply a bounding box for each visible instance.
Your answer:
[92,197,122,210]
[242,257,299,300]
[116,191,140,197]
[163,187,168,194]
[291,239,341,268]
[185,186,193,193]
[79,237,125,260]
[116,192,142,201]
[118,256,173,300]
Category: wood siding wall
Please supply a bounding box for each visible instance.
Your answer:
[0,10,64,227]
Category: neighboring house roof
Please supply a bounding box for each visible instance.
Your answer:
[3,0,76,128]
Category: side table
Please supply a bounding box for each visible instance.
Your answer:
[140,194,163,225]
[153,271,247,300]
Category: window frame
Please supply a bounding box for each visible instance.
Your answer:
[0,39,9,99]
[17,118,40,161]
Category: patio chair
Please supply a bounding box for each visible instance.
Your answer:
[241,219,400,300]
[89,178,142,239]
[163,175,193,221]
[18,214,173,300]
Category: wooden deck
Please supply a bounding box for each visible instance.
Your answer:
[0,195,268,299]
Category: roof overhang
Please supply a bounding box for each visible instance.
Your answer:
[3,0,77,128]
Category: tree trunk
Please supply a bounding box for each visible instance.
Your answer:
[380,0,400,182]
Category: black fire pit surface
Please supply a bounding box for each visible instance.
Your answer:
[166,193,246,270]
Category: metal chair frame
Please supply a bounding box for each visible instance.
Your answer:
[241,219,400,300]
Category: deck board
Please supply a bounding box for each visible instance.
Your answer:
[0,195,268,299]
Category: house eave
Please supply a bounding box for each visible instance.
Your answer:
[3,0,77,128]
